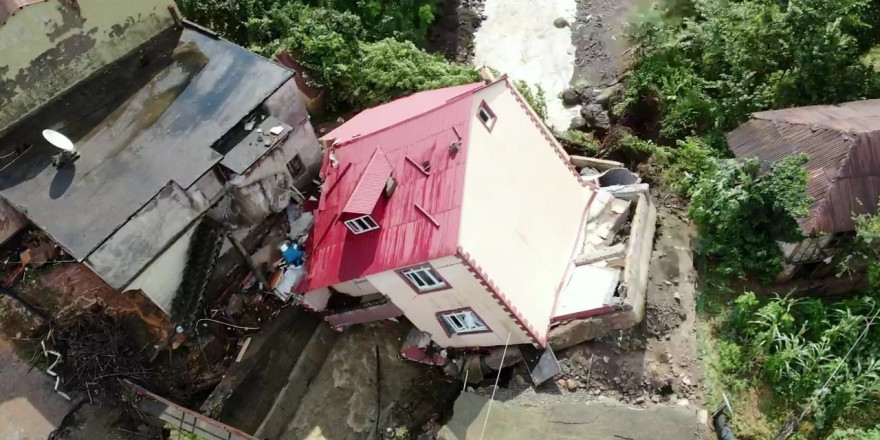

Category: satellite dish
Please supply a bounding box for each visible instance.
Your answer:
[42,129,79,169]
[42,129,76,153]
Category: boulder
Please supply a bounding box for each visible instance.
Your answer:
[553,17,570,28]
[581,103,611,130]
[569,115,587,130]
[593,84,623,108]
[561,88,581,106]
[484,346,523,370]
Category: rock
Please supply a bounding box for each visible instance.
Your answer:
[651,394,661,403]
[592,84,623,108]
[553,17,570,28]
[698,409,709,425]
[581,104,611,130]
[681,376,692,386]
[561,88,581,106]
[515,375,526,387]
[603,356,610,363]
[663,280,673,286]
[569,115,587,130]
[566,378,579,391]
[634,396,646,404]
[676,399,689,406]
[673,292,681,302]
[484,346,523,370]
[226,294,245,315]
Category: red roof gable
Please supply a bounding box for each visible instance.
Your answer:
[342,147,393,215]
[300,83,486,291]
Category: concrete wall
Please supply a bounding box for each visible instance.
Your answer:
[332,278,379,297]
[366,255,530,348]
[125,224,197,314]
[0,0,178,134]
[457,80,591,344]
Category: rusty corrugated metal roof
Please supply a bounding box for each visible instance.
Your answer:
[728,100,880,235]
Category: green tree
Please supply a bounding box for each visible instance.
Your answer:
[621,0,880,141]
[313,0,436,43]
[852,206,880,289]
[688,154,811,281]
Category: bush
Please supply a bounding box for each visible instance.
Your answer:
[688,154,811,281]
[722,293,880,432]
[346,39,480,109]
[828,428,880,440]
[621,0,880,141]
[513,80,548,122]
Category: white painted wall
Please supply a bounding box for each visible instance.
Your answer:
[125,225,197,314]
[458,80,592,344]
[367,255,531,347]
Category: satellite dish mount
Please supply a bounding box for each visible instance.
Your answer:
[42,130,80,169]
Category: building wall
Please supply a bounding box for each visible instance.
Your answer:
[125,224,197,314]
[366,255,531,347]
[332,278,379,297]
[457,80,591,345]
[0,0,178,133]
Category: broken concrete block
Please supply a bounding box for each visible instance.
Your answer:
[484,346,523,370]
[570,156,624,171]
[549,310,638,351]
[573,243,627,267]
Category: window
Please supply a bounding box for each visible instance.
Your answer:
[344,215,379,234]
[400,265,447,292]
[286,155,306,179]
[477,101,496,131]
[440,309,488,334]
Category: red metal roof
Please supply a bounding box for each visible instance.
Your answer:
[342,147,393,215]
[300,83,486,291]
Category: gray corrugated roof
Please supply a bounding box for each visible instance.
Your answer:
[0,28,293,259]
[728,100,880,234]
[219,117,291,174]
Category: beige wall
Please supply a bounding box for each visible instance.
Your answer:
[458,80,591,344]
[332,278,379,297]
[0,0,178,132]
[366,255,530,347]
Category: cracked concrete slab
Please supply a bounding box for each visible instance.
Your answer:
[438,392,700,440]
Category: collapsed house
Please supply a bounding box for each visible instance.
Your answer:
[0,0,320,317]
[295,78,656,364]
[728,101,880,287]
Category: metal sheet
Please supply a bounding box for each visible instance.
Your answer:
[520,343,560,385]
[0,28,292,259]
[728,102,880,234]
[219,117,291,174]
[85,182,205,290]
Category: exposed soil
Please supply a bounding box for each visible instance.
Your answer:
[426,0,486,63]
[571,0,650,88]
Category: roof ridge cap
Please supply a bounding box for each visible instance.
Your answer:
[331,82,492,149]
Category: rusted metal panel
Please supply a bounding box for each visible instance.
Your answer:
[0,198,26,245]
[728,101,880,235]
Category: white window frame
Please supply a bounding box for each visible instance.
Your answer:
[441,310,488,334]
[478,106,495,126]
[344,215,379,234]
[401,266,447,292]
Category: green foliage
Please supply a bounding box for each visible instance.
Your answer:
[176,0,475,112]
[621,0,880,141]
[852,207,880,289]
[513,81,548,122]
[653,136,720,196]
[721,293,880,432]
[558,130,602,156]
[688,154,811,281]
[314,0,436,43]
[346,39,480,109]
[828,427,880,440]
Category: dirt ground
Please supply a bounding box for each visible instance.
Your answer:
[468,195,706,425]
[572,0,652,88]
[282,321,459,440]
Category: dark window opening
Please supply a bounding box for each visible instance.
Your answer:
[287,155,306,179]
[421,160,431,173]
